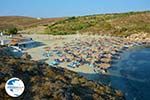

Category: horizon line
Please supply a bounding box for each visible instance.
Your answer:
[0,10,149,19]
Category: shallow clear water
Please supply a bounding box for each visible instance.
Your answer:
[109,47,150,100]
[80,47,150,100]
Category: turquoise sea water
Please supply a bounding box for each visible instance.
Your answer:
[81,47,150,100]
[109,47,150,100]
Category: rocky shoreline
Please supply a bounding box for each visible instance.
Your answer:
[0,33,149,99]
[0,46,124,100]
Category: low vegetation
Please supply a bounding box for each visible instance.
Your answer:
[0,46,124,100]
[45,11,150,36]
[5,27,18,35]
[0,11,149,36]
[0,16,64,31]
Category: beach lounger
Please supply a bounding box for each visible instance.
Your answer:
[67,63,75,68]
[89,64,94,67]
[54,59,61,63]
[67,62,79,68]
[73,61,80,67]
[57,54,63,57]
[55,51,62,54]
[49,60,60,66]
[64,58,71,62]
[43,52,52,57]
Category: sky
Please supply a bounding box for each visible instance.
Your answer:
[0,0,150,18]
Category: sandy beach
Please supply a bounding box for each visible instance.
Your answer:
[23,34,150,74]
[23,34,99,73]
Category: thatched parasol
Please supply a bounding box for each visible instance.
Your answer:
[99,63,111,69]
[101,58,112,63]
[43,47,51,51]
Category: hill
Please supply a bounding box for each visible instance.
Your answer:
[1,11,149,36]
[0,16,64,31]
[45,11,150,36]
[0,47,124,99]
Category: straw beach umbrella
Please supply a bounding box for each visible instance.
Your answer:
[99,63,111,69]
[101,58,112,63]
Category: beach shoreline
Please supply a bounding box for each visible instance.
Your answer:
[23,34,150,74]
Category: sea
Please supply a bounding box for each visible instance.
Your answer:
[80,46,150,100]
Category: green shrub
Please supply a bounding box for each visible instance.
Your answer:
[44,11,150,36]
[6,27,18,35]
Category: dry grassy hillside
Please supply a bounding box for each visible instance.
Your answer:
[0,11,149,36]
[45,11,150,36]
[0,16,64,31]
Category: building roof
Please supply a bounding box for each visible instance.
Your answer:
[10,37,33,45]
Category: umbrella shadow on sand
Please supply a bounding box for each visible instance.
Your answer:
[32,41,46,48]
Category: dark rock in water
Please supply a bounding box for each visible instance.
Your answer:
[0,46,125,100]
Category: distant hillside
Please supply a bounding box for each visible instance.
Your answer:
[1,11,150,36]
[0,16,64,31]
[45,11,150,36]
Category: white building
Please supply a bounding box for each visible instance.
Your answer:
[0,35,36,50]
[11,37,36,50]
[0,40,11,45]
[0,32,3,36]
